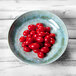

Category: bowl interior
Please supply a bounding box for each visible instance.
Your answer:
[8,11,68,64]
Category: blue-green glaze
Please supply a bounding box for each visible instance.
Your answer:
[8,10,68,64]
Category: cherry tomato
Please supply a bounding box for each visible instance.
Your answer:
[50,38,55,44]
[36,23,44,28]
[40,47,49,53]
[38,26,45,32]
[37,42,44,48]
[23,46,31,52]
[28,24,36,31]
[24,40,32,45]
[33,49,40,53]
[32,34,38,40]
[19,36,26,42]
[22,42,27,47]
[45,27,50,32]
[36,29,40,33]
[44,35,50,42]
[33,34,38,38]
[45,32,49,36]
[37,52,44,58]
[38,32,45,37]
[29,43,40,49]
[27,34,32,38]
[36,37,44,42]
[23,30,30,36]
[30,31,36,35]
[45,35,50,38]
[26,37,33,42]
[44,43,51,47]
[49,33,56,38]
[29,44,31,49]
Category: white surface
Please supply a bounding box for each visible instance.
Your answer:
[0,0,76,76]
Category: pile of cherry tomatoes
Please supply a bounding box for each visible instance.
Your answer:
[19,23,56,58]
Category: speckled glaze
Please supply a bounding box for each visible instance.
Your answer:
[8,11,68,64]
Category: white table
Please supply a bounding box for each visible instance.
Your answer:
[0,0,76,76]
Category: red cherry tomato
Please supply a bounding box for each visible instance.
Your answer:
[44,35,50,42]
[24,40,32,45]
[50,37,54,40]
[50,38,55,44]
[32,34,38,41]
[28,24,36,31]
[45,27,50,32]
[45,35,50,38]
[23,30,30,36]
[33,49,40,53]
[36,23,44,28]
[33,34,38,38]
[36,29,40,33]
[36,37,44,42]
[23,46,31,52]
[38,32,45,37]
[40,47,49,53]
[26,37,33,42]
[37,52,44,58]
[44,43,51,47]
[37,42,44,48]
[19,36,26,42]
[22,42,27,47]
[27,34,32,38]
[45,32,49,36]
[30,31,36,35]
[49,33,56,38]
[38,26,45,32]
[29,43,40,49]
[29,44,31,49]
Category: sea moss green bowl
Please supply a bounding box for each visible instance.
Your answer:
[8,10,68,64]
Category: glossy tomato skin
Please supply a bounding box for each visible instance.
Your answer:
[19,36,26,42]
[38,26,45,32]
[49,33,56,38]
[33,34,38,38]
[36,37,44,42]
[28,24,36,31]
[50,38,55,44]
[37,42,44,48]
[38,32,45,37]
[45,27,50,32]
[36,23,44,28]
[22,42,27,47]
[24,40,32,45]
[30,31,36,35]
[45,35,50,38]
[44,35,50,43]
[33,49,40,53]
[29,43,40,49]
[36,29,40,33]
[40,47,49,53]
[32,34,38,41]
[23,46,31,52]
[27,34,32,38]
[26,37,33,42]
[44,43,51,47]
[37,52,44,58]
[45,32,49,36]
[23,30,30,36]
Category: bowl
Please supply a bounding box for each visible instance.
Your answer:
[8,10,68,64]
